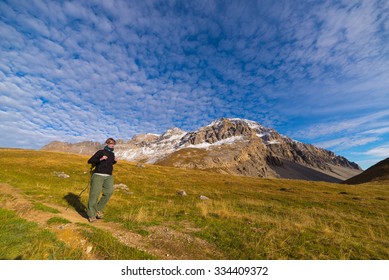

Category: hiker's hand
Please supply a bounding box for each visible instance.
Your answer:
[100,156,108,161]
[115,157,118,162]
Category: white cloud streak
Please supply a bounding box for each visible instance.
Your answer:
[362,126,389,135]
[295,110,389,139]
[315,136,381,150]
[363,145,389,158]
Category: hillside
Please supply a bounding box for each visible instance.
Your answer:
[343,158,389,184]
[0,149,388,260]
[42,118,362,182]
[41,140,103,155]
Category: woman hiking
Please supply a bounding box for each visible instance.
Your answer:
[86,138,117,223]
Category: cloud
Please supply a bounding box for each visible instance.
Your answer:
[361,125,389,135]
[315,136,380,150]
[363,145,389,158]
[296,110,389,139]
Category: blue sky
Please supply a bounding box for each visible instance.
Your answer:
[1,0,388,169]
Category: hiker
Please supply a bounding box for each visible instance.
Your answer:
[86,138,117,223]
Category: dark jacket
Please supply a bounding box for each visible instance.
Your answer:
[88,149,117,175]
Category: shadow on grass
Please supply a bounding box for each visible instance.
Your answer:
[0,256,23,260]
[64,192,88,219]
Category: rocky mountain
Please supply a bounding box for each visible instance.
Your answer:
[343,158,389,184]
[114,129,186,164]
[41,141,103,155]
[41,118,362,182]
[154,118,361,182]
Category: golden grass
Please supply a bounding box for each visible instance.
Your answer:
[0,148,388,259]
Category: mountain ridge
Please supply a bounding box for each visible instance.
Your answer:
[41,117,362,182]
[343,157,389,184]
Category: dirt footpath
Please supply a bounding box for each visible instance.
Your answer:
[0,183,222,260]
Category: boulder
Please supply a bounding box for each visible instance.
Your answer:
[53,171,70,178]
[177,190,187,196]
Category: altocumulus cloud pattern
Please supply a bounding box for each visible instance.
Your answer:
[0,0,388,169]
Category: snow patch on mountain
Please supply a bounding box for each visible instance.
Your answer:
[265,140,281,145]
[206,118,266,131]
[186,136,245,149]
[161,132,187,142]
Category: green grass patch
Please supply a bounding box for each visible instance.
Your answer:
[77,224,155,260]
[134,229,150,236]
[0,208,82,260]
[33,202,61,214]
[47,217,72,225]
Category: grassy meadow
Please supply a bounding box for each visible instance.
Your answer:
[0,148,388,260]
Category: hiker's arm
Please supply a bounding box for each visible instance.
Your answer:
[87,150,104,164]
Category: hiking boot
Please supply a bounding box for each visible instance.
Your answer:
[88,216,97,223]
[96,211,104,219]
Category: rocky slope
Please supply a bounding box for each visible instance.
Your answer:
[41,118,362,182]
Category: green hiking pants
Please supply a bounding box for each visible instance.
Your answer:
[87,174,114,218]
